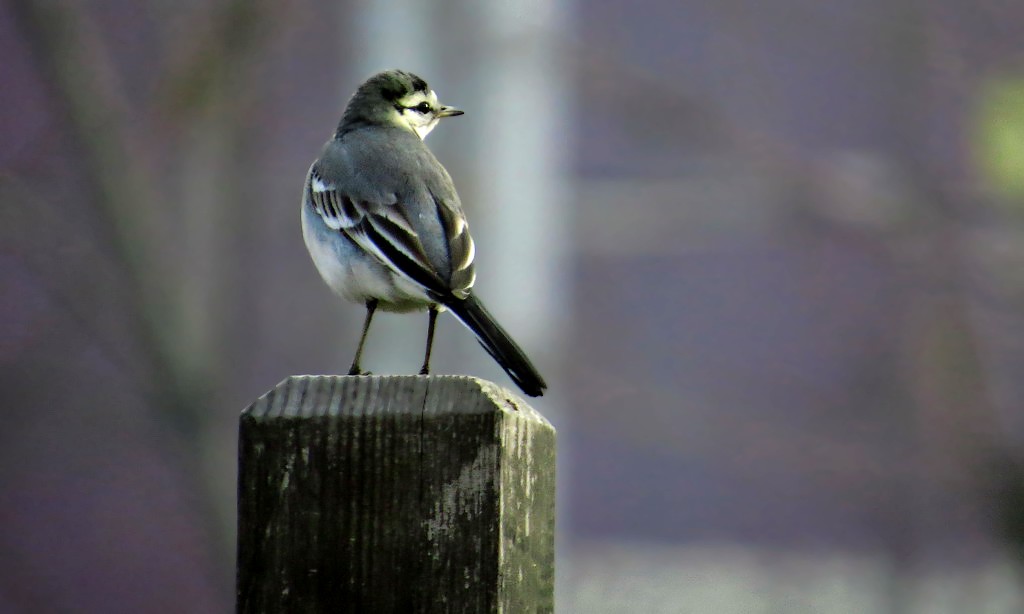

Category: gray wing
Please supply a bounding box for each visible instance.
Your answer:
[306,131,476,300]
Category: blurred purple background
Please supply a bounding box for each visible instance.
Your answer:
[4,0,1024,611]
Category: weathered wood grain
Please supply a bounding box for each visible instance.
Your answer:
[237,375,555,613]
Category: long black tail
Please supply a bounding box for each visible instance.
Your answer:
[446,294,547,397]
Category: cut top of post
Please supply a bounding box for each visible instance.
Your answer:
[243,374,551,424]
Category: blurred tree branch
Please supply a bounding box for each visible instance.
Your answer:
[9,0,281,577]
[11,0,281,416]
[11,0,186,403]
[159,0,280,117]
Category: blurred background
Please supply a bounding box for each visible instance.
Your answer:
[4,0,1024,611]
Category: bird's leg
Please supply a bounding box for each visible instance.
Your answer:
[419,305,439,375]
[348,299,378,376]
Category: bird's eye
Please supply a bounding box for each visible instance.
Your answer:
[415,102,432,113]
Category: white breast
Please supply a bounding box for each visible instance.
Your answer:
[301,203,432,312]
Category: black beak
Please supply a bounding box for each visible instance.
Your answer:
[437,106,464,118]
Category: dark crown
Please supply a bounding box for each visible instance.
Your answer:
[336,70,430,136]
[361,69,429,102]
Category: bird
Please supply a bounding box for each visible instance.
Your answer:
[300,69,547,397]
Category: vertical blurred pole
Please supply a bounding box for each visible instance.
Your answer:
[349,0,441,373]
[460,1,573,392]
[346,0,569,388]
[352,0,434,69]
[464,0,570,377]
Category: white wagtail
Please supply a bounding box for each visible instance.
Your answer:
[301,69,547,397]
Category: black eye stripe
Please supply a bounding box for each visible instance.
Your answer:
[400,102,433,113]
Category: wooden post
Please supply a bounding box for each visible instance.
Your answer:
[236,375,555,613]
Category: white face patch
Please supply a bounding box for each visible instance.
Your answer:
[397,90,442,139]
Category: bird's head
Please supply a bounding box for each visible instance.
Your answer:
[339,69,464,139]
